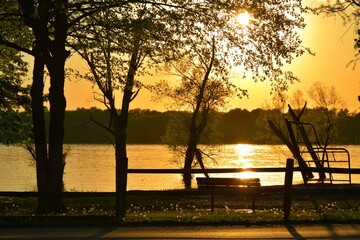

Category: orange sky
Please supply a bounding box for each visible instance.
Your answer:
[57,3,359,113]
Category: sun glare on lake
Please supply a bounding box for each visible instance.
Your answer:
[236,171,256,179]
[233,144,256,179]
[233,144,254,160]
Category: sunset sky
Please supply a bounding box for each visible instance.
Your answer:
[61,2,359,113]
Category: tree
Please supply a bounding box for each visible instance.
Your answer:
[70,3,184,218]
[0,48,29,111]
[220,109,257,144]
[315,0,360,104]
[307,81,346,146]
[265,81,350,182]
[356,29,360,51]
[0,0,118,213]
[71,0,309,215]
[0,1,32,145]
[155,1,310,187]
[154,38,239,187]
[315,0,360,68]
[289,89,306,110]
[265,82,346,147]
[0,44,32,146]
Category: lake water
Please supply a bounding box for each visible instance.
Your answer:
[1,144,359,191]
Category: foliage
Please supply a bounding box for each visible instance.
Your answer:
[0,49,29,110]
[68,0,313,209]
[150,0,311,185]
[160,111,223,168]
[2,107,357,145]
[314,0,360,68]
[303,81,345,146]
[154,60,237,112]
[0,111,32,146]
[260,81,355,147]
[0,0,32,115]
[0,43,31,146]
[226,0,311,91]
[153,45,235,168]
[71,0,313,135]
[307,81,346,110]
[220,108,260,144]
[70,4,171,105]
[1,0,134,214]
[356,29,360,50]
[69,2,192,217]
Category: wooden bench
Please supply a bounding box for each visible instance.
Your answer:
[196,177,261,212]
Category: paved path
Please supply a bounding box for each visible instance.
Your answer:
[1,224,360,239]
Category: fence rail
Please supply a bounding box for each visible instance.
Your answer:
[127,167,360,174]
[2,158,360,222]
[127,167,287,173]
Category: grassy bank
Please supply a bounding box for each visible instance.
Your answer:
[1,189,360,227]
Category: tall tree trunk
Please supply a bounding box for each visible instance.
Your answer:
[114,88,133,219]
[183,38,215,188]
[31,50,48,213]
[115,104,129,219]
[114,38,140,219]
[47,68,66,212]
[184,142,196,188]
[18,0,68,213]
[183,118,210,187]
[44,5,68,212]
[183,101,201,188]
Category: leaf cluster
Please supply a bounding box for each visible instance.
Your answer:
[0,47,30,110]
[69,0,311,100]
[314,0,360,68]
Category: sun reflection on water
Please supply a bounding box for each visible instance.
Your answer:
[233,144,256,167]
[236,171,256,179]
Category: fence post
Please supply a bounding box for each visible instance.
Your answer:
[283,158,294,222]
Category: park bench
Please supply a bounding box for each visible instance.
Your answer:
[196,177,261,212]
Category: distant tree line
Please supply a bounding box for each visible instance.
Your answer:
[15,107,356,145]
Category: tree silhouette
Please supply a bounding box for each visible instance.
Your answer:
[1,0,312,215]
[0,0,118,213]
[71,0,311,215]
[70,3,193,218]
[315,0,360,68]
[154,39,237,187]
[0,44,31,146]
[154,1,311,187]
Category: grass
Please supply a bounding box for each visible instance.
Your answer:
[1,192,360,227]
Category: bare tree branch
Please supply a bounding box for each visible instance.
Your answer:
[0,39,33,56]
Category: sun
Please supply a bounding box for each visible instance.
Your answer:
[237,11,251,25]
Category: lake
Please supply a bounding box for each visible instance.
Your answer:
[1,144,359,191]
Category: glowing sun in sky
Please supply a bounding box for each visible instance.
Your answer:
[237,11,251,25]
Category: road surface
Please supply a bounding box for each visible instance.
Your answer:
[1,224,360,239]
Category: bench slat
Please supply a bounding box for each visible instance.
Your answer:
[196,177,260,188]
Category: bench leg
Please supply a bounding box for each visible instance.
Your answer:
[211,194,214,212]
[252,195,256,213]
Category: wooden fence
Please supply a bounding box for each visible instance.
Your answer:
[2,158,360,222]
[128,158,360,221]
